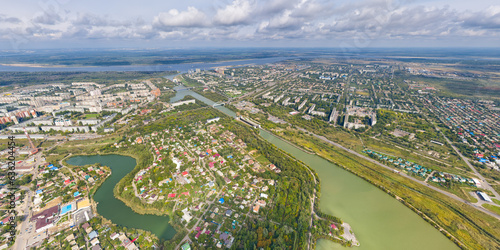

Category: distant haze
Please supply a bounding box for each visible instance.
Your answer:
[0,0,499,49]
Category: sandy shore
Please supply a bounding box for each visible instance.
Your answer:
[0,63,67,68]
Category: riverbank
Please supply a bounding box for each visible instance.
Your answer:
[299,142,464,247]
[269,129,499,249]
[284,130,464,246]
[109,150,173,216]
[61,153,111,196]
[260,127,316,155]
[170,86,462,249]
[265,125,461,247]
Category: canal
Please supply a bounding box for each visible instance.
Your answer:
[67,84,457,249]
[259,130,457,250]
[177,86,457,250]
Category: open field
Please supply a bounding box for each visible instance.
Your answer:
[483,204,500,216]
[404,74,500,99]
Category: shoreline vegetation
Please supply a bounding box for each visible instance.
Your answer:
[63,150,186,246]
[50,88,497,248]
[271,128,500,249]
[256,130,465,247]
[63,150,174,219]
[57,107,357,248]
[45,92,498,248]
[224,117,355,248]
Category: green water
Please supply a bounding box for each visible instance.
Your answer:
[259,130,457,250]
[66,154,177,240]
[65,86,458,248]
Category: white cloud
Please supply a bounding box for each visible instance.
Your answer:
[214,0,253,25]
[32,11,63,25]
[0,0,499,47]
[461,5,500,29]
[0,15,21,24]
[153,7,207,28]
[262,10,300,30]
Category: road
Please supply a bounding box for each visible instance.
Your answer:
[174,196,220,250]
[415,101,500,200]
[12,140,64,249]
[13,187,34,250]
[424,171,436,182]
[435,126,500,200]
[13,159,41,249]
[295,127,500,220]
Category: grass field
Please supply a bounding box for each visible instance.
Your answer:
[483,204,500,216]
[404,75,500,100]
[254,154,271,165]
[44,136,121,164]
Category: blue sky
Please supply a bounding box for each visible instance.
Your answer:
[1,0,499,49]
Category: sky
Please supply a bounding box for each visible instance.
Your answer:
[0,0,499,49]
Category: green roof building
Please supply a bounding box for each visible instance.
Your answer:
[181,243,191,250]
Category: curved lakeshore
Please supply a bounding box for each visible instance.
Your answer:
[66,154,177,240]
[63,82,459,249]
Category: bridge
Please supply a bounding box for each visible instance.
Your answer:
[175,87,194,91]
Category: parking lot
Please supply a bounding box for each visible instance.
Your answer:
[26,224,48,248]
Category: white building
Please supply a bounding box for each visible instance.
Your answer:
[78,119,100,125]
[8,126,39,133]
[55,119,73,126]
[477,191,492,202]
[32,118,54,126]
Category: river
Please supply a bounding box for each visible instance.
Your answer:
[67,77,456,248]
[0,57,291,72]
